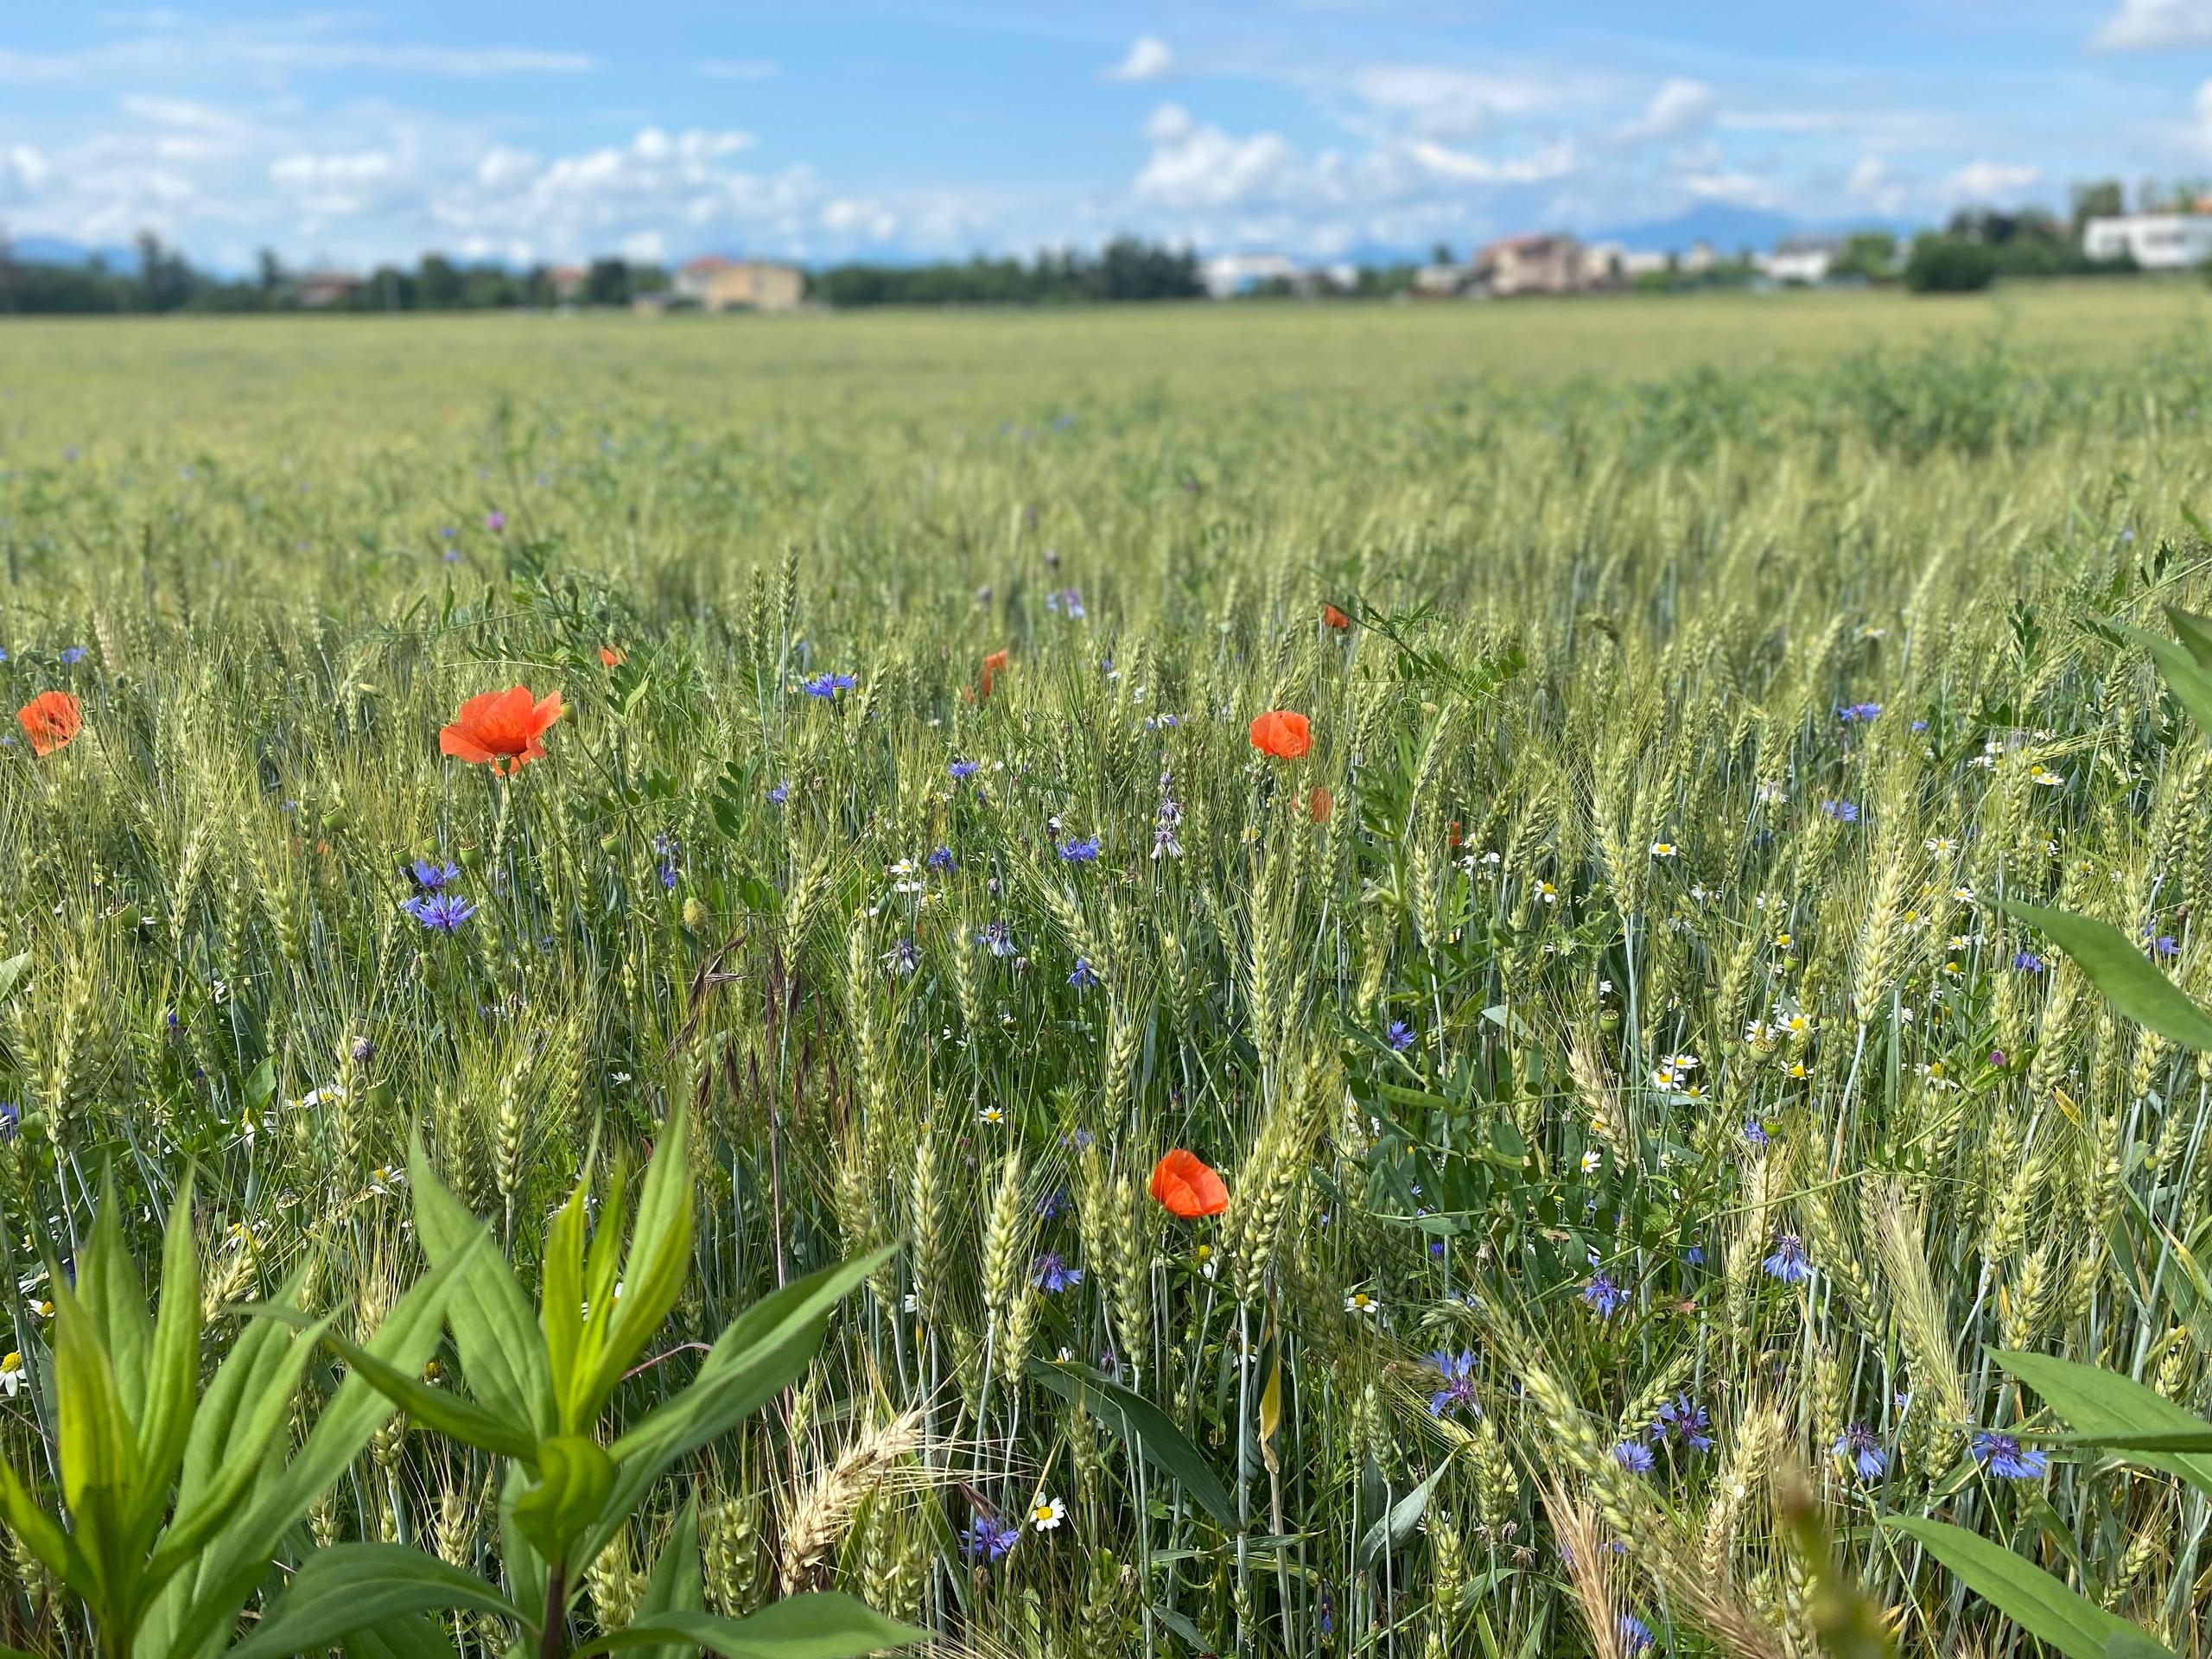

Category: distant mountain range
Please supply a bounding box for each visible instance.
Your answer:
[1588,204,1916,254]
[3,235,139,270]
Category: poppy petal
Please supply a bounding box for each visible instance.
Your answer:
[1150,1149,1228,1218]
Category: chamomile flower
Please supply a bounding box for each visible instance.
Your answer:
[1027,1495,1066,1532]
[1343,1289,1382,1317]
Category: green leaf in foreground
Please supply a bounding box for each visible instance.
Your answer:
[2001,901,2212,1051]
[1993,1349,2212,1502]
[1885,1516,2174,1659]
[1027,1358,1236,1529]
[575,1594,928,1659]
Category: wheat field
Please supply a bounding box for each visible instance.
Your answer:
[3,283,2212,1657]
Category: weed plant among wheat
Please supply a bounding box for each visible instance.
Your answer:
[2,299,2211,1655]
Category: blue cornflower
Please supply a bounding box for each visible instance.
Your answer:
[1835,702,1882,722]
[1743,1119,1770,1147]
[1317,1587,1337,1639]
[1036,1187,1069,1220]
[962,1516,1020,1562]
[1910,718,1928,732]
[1684,1244,1706,1265]
[2012,950,2044,973]
[926,846,955,870]
[1425,1350,1479,1418]
[1651,1394,1713,1452]
[403,893,478,932]
[950,759,979,780]
[1762,1232,1813,1283]
[1580,1272,1628,1319]
[1834,1423,1888,1479]
[1046,588,1086,619]
[2149,933,2180,959]
[0,647,10,662]
[1030,1251,1084,1294]
[802,671,856,698]
[0,1102,16,1140]
[1386,1020,1415,1052]
[658,861,678,890]
[1068,957,1097,989]
[60,646,86,665]
[1972,1431,2047,1480]
[1821,800,1859,823]
[977,920,1016,957]
[1617,1613,1655,1653]
[767,781,789,805]
[1058,836,1101,862]
[1612,1441,1655,1473]
[410,859,461,891]
[881,938,920,976]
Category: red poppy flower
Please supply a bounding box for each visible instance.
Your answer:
[1150,1149,1228,1219]
[16,691,81,758]
[440,686,563,775]
[599,645,626,668]
[1323,604,1351,631]
[982,648,1011,699]
[1249,709,1312,760]
[1307,785,1332,824]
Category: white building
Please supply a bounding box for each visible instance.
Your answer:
[1621,249,1672,279]
[1764,236,1840,285]
[1201,252,1299,298]
[2082,214,2212,270]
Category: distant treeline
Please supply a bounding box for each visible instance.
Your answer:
[0,230,1217,314]
[812,237,1204,305]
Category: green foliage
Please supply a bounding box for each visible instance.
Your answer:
[1903,233,1999,292]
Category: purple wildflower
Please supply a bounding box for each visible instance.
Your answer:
[1834,1423,1888,1478]
[1762,1233,1813,1283]
[403,893,478,933]
[1972,1431,2047,1479]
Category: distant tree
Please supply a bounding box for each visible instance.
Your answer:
[1430,241,1454,266]
[2071,178,2125,236]
[416,254,463,308]
[585,258,632,306]
[1904,233,1999,294]
[1831,231,1898,281]
[256,248,287,295]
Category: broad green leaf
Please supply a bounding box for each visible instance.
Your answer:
[155,1237,474,1659]
[634,1494,706,1659]
[409,1135,556,1441]
[587,1115,696,1421]
[145,1316,334,1593]
[571,1164,631,1425]
[0,1457,95,1599]
[0,951,30,1005]
[343,1612,463,1659]
[1355,1458,1449,1570]
[543,1179,588,1427]
[588,1248,892,1574]
[78,1169,154,1426]
[2002,902,2212,1052]
[574,1594,927,1659]
[52,1281,139,1599]
[325,1329,540,1464]
[136,1171,202,1507]
[228,1544,524,1659]
[1885,1516,2173,1659]
[1027,1359,1237,1529]
[510,1434,615,1571]
[2112,616,2212,745]
[2164,607,2212,671]
[1993,1349,2212,1501]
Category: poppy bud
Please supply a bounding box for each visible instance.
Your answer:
[682,897,710,931]
[601,832,620,854]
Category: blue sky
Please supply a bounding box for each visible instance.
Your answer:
[3,3,2212,270]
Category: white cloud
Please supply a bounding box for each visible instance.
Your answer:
[1133,104,1300,207]
[1105,35,1173,83]
[1408,137,1576,185]
[701,60,778,80]
[2092,0,2212,49]
[1344,66,1557,138]
[1946,160,2041,200]
[1846,155,1906,216]
[1618,78,1713,143]
[1679,170,1789,210]
[0,19,594,86]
